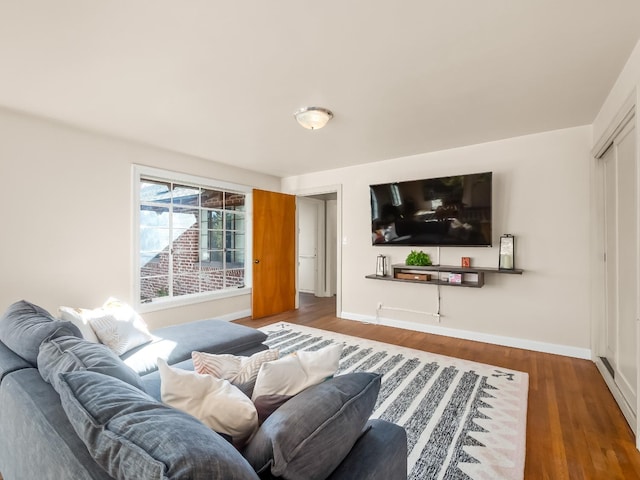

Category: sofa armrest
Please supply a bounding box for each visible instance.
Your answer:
[327,419,407,480]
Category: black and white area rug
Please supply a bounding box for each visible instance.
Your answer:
[260,322,528,480]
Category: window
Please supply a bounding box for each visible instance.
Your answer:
[136,168,250,306]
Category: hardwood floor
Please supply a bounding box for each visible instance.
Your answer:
[236,294,640,480]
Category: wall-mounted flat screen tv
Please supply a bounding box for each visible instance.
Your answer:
[370,172,492,246]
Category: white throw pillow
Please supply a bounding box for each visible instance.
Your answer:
[86,298,153,355]
[58,306,100,343]
[192,349,280,396]
[251,343,343,401]
[158,358,258,445]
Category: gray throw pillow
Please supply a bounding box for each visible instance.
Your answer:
[243,372,382,480]
[57,370,260,480]
[38,335,145,393]
[0,300,81,366]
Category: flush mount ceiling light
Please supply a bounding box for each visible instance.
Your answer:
[293,106,333,130]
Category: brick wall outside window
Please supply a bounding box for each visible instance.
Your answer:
[138,174,246,304]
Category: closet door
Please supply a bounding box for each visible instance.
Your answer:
[603,119,638,415]
[604,145,618,367]
[298,197,322,294]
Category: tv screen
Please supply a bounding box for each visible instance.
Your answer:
[370,172,492,246]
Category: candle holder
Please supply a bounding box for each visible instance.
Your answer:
[376,254,389,277]
[499,234,515,270]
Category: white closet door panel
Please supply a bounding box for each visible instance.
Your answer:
[298,197,319,294]
[614,123,637,408]
[299,200,318,257]
[604,146,618,366]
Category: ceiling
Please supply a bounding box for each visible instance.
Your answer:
[1,1,639,178]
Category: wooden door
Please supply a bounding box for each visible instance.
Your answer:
[252,189,296,319]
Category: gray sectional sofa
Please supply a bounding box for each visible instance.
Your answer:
[0,300,407,480]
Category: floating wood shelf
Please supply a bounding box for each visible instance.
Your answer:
[366,264,523,288]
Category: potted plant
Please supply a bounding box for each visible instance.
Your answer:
[405,250,432,266]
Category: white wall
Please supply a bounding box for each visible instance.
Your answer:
[0,108,280,329]
[283,126,593,357]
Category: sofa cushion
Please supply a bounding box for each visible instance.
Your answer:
[243,372,381,480]
[254,394,293,425]
[38,335,144,393]
[326,419,408,480]
[0,300,81,366]
[121,318,268,376]
[57,370,260,480]
[158,358,258,446]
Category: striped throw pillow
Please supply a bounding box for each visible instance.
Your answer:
[192,349,279,397]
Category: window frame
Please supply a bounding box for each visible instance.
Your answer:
[132,165,252,313]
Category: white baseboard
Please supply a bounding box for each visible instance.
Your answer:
[340,311,592,360]
[218,309,252,322]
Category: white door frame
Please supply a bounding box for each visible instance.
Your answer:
[291,185,342,315]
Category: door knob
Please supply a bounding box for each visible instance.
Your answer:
[254,259,260,264]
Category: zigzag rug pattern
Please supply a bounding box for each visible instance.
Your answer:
[260,322,528,480]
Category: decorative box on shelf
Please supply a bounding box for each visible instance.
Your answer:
[395,271,432,281]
